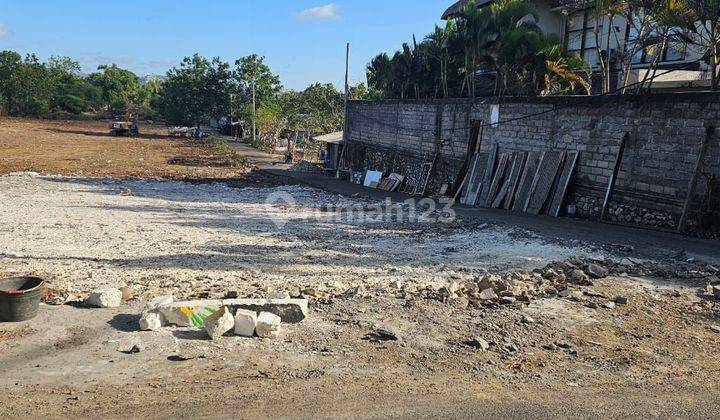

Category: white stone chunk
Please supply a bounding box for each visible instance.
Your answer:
[204,307,235,340]
[139,312,163,331]
[86,288,123,308]
[138,296,174,331]
[255,312,281,338]
[234,309,257,337]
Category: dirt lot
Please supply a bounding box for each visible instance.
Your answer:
[0,118,252,180]
[0,119,719,418]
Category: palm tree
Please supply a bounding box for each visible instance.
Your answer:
[457,0,497,97]
[366,53,392,98]
[487,0,541,95]
[390,43,415,99]
[424,22,455,98]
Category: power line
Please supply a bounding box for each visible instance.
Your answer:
[352,54,717,135]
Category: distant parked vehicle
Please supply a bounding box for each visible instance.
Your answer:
[109,115,139,136]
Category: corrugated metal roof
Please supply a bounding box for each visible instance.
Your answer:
[312,131,344,144]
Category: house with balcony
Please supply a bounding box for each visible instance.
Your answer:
[442,0,713,92]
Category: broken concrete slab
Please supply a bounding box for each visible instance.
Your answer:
[158,300,222,328]
[222,298,308,323]
[255,312,281,338]
[204,307,235,340]
[139,296,174,331]
[234,309,257,337]
[139,312,163,332]
[86,288,123,308]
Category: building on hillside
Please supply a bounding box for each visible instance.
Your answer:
[442,0,713,92]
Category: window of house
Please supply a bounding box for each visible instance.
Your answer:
[629,19,687,64]
[566,9,602,66]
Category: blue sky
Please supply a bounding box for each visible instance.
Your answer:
[0,1,451,90]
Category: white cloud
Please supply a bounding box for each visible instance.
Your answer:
[296,4,341,21]
[0,24,8,39]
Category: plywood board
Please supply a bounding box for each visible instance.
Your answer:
[512,152,540,213]
[477,145,498,208]
[414,162,433,196]
[548,151,579,217]
[491,154,517,208]
[461,153,487,206]
[504,152,527,210]
[525,151,565,215]
[485,153,509,208]
[601,134,629,221]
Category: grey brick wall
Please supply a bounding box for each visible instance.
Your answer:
[346,93,720,233]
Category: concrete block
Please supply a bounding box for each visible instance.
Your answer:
[234,309,257,337]
[139,295,174,331]
[204,307,235,340]
[86,288,123,308]
[256,312,281,338]
[139,312,163,331]
[222,298,308,323]
[159,300,223,327]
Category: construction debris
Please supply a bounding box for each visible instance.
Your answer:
[133,296,308,340]
[222,298,308,323]
[255,312,282,338]
[139,296,174,331]
[204,307,235,340]
[234,309,258,337]
[159,300,222,327]
[86,288,123,308]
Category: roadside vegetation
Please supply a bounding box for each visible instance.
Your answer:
[366,0,720,98]
[0,52,372,153]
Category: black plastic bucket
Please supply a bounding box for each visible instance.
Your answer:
[0,277,44,322]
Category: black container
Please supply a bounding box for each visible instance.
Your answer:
[0,277,44,322]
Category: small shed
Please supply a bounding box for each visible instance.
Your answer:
[312,131,344,171]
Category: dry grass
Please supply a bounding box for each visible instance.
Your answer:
[0,118,250,179]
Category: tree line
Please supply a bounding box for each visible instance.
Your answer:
[0,51,155,118]
[366,0,720,99]
[0,50,371,149]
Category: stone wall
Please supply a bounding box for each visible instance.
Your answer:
[345,93,720,234]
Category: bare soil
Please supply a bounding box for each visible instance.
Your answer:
[0,118,250,180]
[0,119,719,419]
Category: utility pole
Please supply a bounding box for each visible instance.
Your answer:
[343,43,350,137]
[251,80,256,143]
[338,42,350,178]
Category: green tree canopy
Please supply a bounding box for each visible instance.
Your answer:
[234,55,282,108]
[88,64,141,113]
[158,54,234,126]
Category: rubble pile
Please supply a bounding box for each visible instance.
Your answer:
[329,256,720,309]
[141,294,308,340]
